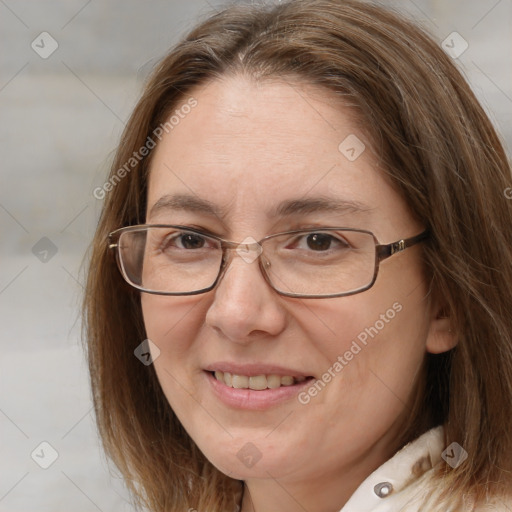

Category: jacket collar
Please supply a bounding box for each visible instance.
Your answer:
[339,425,444,511]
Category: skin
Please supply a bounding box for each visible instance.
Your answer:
[141,74,456,512]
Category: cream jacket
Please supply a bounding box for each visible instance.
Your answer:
[339,426,511,511]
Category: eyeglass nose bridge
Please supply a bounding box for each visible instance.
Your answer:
[225,236,264,265]
[213,236,273,291]
[218,236,271,267]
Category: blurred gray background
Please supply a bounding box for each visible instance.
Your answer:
[1,0,511,510]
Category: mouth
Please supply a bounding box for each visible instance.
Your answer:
[205,370,315,409]
[203,363,316,409]
[209,370,313,390]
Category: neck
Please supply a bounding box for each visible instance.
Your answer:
[238,418,410,512]
[240,463,371,512]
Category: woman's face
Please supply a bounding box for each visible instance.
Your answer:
[141,75,447,490]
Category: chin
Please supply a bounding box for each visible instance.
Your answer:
[194,434,302,481]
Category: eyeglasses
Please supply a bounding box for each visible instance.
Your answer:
[108,224,429,298]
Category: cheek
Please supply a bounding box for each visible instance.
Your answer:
[140,295,206,408]
[141,294,206,357]
[307,270,429,413]
[141,294,214,427]
[297,291,406,367]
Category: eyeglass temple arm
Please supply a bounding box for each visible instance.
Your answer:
[376,230,429,261]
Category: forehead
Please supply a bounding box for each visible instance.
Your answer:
[145,75,411,235]
[149,74,364,164]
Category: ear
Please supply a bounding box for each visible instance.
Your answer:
[425,304,458,355]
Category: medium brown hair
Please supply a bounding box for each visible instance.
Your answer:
[83,1,512,510]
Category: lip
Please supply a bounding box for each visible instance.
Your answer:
[203,362,312,378]
[204,370,315,410]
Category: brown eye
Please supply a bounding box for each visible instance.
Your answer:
[307,233,337,251]
[158,230,215,254]
[291,232,350,253]
[172,233,207,250]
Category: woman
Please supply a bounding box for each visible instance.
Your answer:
[83,0,512,510]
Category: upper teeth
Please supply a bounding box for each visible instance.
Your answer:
[214,371,307,390]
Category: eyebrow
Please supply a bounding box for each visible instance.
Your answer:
[148,193,373,220]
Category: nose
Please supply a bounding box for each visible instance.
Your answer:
[204,247,288,344]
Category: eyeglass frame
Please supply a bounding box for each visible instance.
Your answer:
[108,224,429,299]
